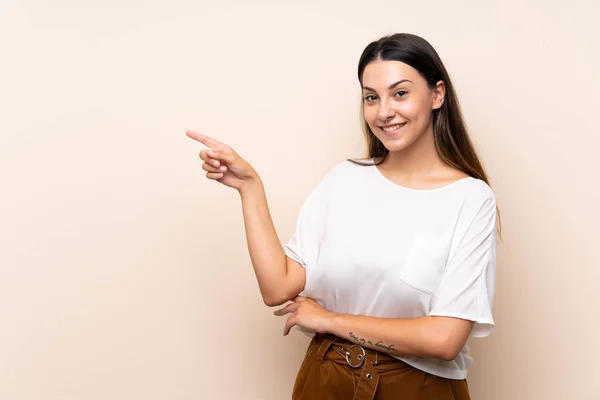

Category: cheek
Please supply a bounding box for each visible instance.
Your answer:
[398,101,423,121]
[363,106,376,121]
[363,108,379,131]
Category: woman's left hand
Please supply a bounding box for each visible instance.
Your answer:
[273,296,338,336]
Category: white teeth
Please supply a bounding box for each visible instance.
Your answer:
[382,123,405,132]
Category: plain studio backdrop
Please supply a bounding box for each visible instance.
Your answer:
[1,0,598,399]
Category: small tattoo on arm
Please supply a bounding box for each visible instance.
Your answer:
[348,332,366,345]
[348,332,394,352]
[375,341,396,352]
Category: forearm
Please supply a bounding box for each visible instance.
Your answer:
[239,180,288,305]
[327,314,469,361]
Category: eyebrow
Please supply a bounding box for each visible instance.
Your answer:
[362,79,414,92]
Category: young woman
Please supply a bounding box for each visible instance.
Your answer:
[187,33,500,400]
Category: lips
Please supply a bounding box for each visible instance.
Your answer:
[381,122,407,132]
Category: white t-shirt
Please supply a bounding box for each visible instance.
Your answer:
[283,159,498,380]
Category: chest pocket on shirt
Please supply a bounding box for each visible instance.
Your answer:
[399,233,449,296]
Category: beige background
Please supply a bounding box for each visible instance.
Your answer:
[1,0,598,399]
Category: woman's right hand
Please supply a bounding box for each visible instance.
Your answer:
[186,130,260,192]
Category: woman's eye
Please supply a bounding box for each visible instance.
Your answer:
[364,91,406,101]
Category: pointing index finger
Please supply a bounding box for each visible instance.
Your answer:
[186,130,221,148]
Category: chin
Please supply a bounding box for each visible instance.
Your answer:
[383,143,410,153]
[375,135,413,153]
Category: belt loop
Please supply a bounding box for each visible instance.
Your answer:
[374,349,379,365]
[316,334,338,363]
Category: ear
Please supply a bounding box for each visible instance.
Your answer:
[432,80,446,110]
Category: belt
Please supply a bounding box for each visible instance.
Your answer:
[313,333,382,397]
[316,333,380,370]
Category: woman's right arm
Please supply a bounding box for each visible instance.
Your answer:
[239,180,306,306]
[186,130,305,307]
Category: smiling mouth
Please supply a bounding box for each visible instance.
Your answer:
[381,122,407,132]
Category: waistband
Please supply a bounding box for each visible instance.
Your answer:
[313,333,414,372]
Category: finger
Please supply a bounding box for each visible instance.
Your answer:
[200,150,225,169]
[273,302,300,316]
[186,130,224,148]
[206,171,224,180]
[283,315,296,336]
[293,296,307,303]
[202,162,227,173]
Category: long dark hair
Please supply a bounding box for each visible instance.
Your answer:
[351,33,502,239]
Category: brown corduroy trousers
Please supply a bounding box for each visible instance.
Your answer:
[292,333,471,400]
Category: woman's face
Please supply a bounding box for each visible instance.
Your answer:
[361,60,445,153]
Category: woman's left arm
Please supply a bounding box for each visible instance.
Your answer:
[328,312,474,361]
[274,296,474,361]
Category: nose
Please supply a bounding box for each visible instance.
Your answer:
[377,97,395,123]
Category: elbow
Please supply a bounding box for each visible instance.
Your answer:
[429,318,473,361]
[436,334,464,361]
[262,293,288,307]
[263,297,282,307]
[438,346,461,362]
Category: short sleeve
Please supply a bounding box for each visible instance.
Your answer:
[282,165,338,269]
[429,194,498,338]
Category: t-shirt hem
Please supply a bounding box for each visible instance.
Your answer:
[282,245,307,269]
[428,311,495,337]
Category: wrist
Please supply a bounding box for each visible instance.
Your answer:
[238,176,263,197]
[325,312,344,335]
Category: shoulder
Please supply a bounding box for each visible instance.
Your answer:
[305,160,356,196]
[439,166,494,201]
[461,177,495,200]
[305,159,374,199]
[457,178,498,224]
[321,158,373,180]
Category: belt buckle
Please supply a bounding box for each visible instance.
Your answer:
[345,344,366,368]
